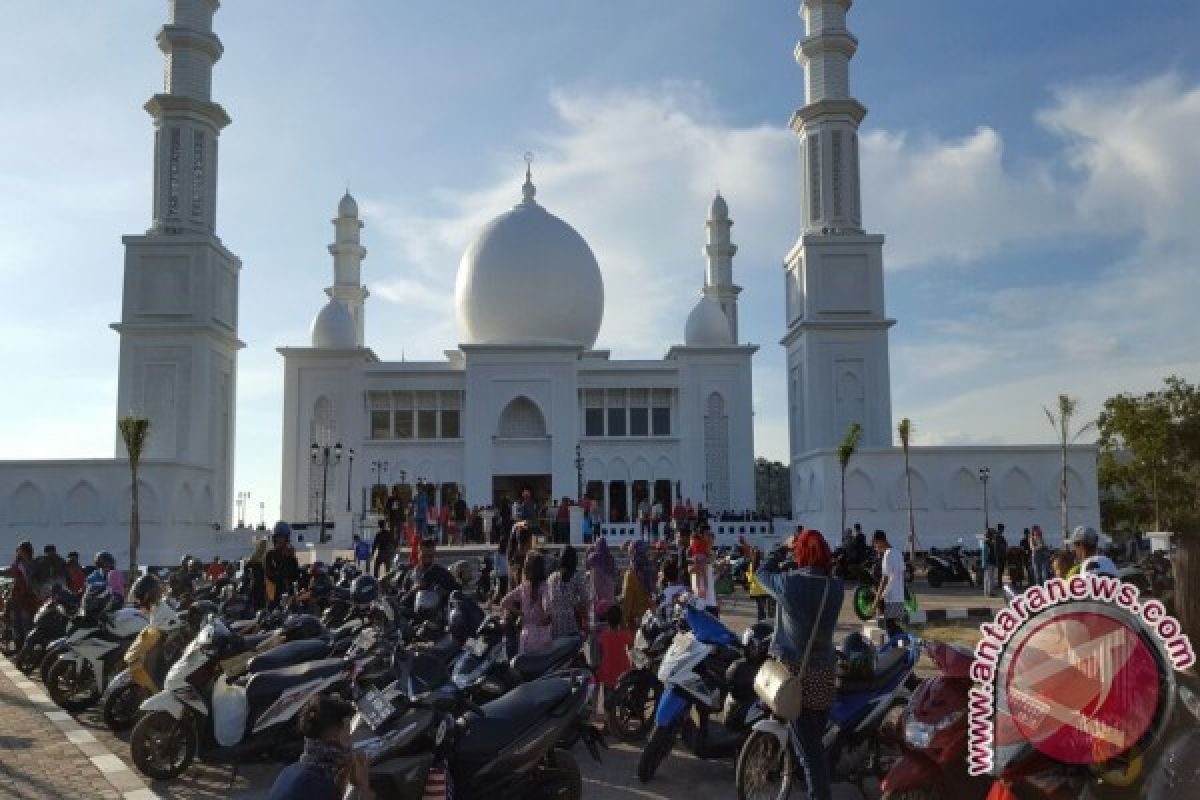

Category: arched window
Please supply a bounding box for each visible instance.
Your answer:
[308,396,338,522]
[497,396,547,438]
[704,392,730,512]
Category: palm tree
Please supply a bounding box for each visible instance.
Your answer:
[1043,395,1094,544]
[837,422,863,544]
[898,418,916,561]
[118,414,151,575]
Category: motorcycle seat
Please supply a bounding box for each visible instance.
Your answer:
[247,639,331,673]
[241,631,274,650]
[838,647,909,694]
[245,658,347,705]
[457,677,574,761]
[511,635,582,682]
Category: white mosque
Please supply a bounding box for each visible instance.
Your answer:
[0,0,1100,563]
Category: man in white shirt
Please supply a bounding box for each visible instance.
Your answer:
[872,530,907,636]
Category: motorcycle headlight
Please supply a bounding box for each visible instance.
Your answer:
[903,709,964,749]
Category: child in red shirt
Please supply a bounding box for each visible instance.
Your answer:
[595,605,633,728]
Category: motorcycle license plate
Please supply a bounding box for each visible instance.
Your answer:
[357,688,396,731]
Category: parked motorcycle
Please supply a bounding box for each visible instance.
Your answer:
[13,584,78,674]
[46,587,149,712]
[925,543,977,589]
[129,616,372,780]
[735,633,918,799]
[451,613,586,705]
[636,598,769,782]
[607,607,675,742]
[355,649,604,799]
[881,638,988,800]
[849,557,919,622]
[100,598,206,731]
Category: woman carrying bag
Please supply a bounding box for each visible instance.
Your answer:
[754,529,844,800]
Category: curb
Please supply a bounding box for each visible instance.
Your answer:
[0,655,157,800]
[908,607,996,625]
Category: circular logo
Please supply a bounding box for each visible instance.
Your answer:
[1002,609,1162,764]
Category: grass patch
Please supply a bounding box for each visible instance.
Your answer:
[915,621,983,647]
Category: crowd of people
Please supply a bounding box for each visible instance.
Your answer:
[977,522,1119,595]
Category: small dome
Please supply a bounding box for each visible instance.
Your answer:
[710,191,728,220]
[685,296,732,346]
[454,177,605,348]
[338,191,358,218]
[310,299,356,349]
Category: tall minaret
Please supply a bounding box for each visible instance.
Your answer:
[702,192,741,342]
[783,0,894,459]
[326,192,368,347]
[113,0,242,528]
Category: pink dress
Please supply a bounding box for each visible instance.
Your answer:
[500,582,553,654]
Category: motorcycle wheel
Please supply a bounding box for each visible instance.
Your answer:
[853,584,875,621]
[636,723,677,783]
[534,748,582,800]
[926,567,944,588]
[102,683,147,731]
[14,637,45,675]
[47,658,100,712]
[607,680,656,743]
[735,729,795,800]
[39,650,62,685]
[131,710,197,780]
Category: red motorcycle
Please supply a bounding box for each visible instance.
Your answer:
[882,639,990,800]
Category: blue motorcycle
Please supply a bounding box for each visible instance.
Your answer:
[734,633,918,800]
[636,601,770,783]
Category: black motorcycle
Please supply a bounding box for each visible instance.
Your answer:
[355,650,604,800]
[926,543,977,588]
[14,585,78,674]
[450,613,587,706]
[607,606,675,742]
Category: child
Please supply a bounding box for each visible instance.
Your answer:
[689,527,714,609]
[595,604,633,725]
[352,534,370,573]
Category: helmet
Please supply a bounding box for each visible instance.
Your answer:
[272,520,292,540]
[282,613,327,641]
[310,574,334,601]
[129,574,163,608]
[840,631,876,680]
[82,584,113,615]
[740,621,774,661]
[94,551,116,570]
[351,575,379,606]
[86,569,107,588]
[187,600,218,630]
[448,560,474,587]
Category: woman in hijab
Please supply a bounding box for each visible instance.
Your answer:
[621,540,656,633]
[586,536,617,618]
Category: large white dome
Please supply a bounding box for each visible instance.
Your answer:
[310,298,356,349]
[455,176,604,348]
[684,296,732,346]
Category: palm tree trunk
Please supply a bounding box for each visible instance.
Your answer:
[1060,438,1068,544]
[130,466,140,576]
[904,449,915,560]
[840,466,847,545]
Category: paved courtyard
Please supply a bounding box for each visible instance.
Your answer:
[0,584,1002,799]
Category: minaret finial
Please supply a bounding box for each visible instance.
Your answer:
[521,151,536,204]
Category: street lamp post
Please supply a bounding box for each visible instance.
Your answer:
[574,443,584,502]
[345,448,355,512]
[978,467,991,531]
[311,441,343,544]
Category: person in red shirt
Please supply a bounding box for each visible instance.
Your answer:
[206,556,226,582]
[4,541,39,647]
[595,604,633,728]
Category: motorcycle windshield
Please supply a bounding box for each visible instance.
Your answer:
[685,606,737,647]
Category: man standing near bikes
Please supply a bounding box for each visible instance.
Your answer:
[872,530,907,636]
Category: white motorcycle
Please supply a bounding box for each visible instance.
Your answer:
[47,589,149,712]
[130,616,371,780]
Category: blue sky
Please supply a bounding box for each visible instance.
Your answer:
[2,1,1199,522]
